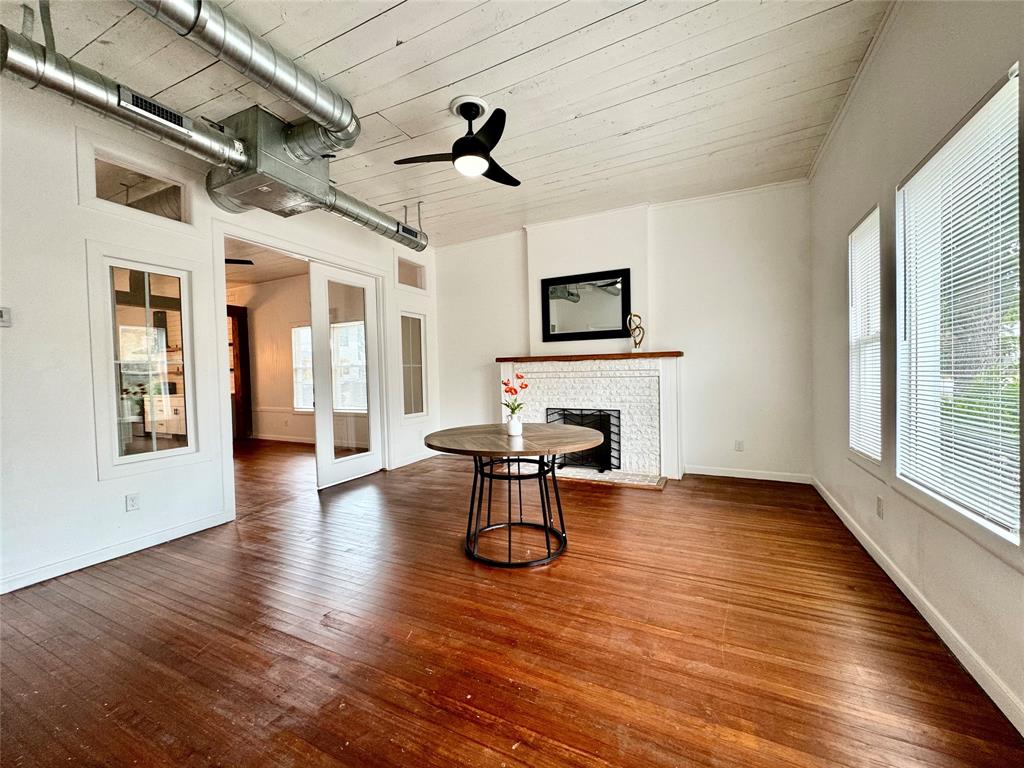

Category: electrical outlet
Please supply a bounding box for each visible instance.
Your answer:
[734,440,744,452]
[125,493,141,513]
[875,496,884,519]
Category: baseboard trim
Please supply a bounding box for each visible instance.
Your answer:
[250,433,371,450]
[1,510,234,594]
[685,465,813,484]
[251,433,316,445]
[812,478,1024,736]
[390,449,439,470]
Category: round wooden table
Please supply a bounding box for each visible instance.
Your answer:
[425,423,604,567]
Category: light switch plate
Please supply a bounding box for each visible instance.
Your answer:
[125,493,141,513]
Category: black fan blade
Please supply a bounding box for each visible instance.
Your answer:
[394,153,453,165]
[482,158,520,187]
[475,108,506,150]
[225,258,254,265]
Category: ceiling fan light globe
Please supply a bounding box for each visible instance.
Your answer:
[454,154,489,177]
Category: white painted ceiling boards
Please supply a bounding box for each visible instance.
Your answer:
[224,238,308,287]
[4,0,891,245]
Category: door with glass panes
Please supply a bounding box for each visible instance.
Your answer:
[308,262,383,488]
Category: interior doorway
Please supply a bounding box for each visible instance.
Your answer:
[226,305,252,440]
[224,236,317,487]
[222,235,386,492]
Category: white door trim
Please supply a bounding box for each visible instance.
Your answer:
[211,220,395,505]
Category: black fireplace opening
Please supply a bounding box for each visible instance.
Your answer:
[546,408,621,472]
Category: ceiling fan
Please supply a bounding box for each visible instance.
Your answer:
[394,96,520,186]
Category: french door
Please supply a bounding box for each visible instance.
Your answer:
[309,262,384,488]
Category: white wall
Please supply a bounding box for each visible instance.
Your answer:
[526,206,649,355]
[809,1,1024,732]
[436,184,814,481]
[436,230,528,427]
[0,80,439,592]
[649,183,812,480]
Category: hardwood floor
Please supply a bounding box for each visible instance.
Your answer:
[2,439,1021,767]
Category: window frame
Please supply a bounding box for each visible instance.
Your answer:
[291,322,371,415]
[76,129,195,232]
[893,65,1022,558]
[291,324,315,413]
[400,312,428,419]
[328,319,369,415]
[395,252,429,294]
[87,244,200,479]
[848,205,883,465]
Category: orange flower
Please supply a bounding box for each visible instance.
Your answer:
[509,387,518,396]
[502,379,511,387]
[504,387,514,395]
[515,372,525,380]
[519,382,529,389]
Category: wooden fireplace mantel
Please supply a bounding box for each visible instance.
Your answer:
[495,351,683,363]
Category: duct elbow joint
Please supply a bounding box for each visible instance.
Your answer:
[285,115,361,162]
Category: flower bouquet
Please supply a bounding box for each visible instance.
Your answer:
[501,372,529,436]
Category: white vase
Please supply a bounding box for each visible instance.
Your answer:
[505,413,523,436]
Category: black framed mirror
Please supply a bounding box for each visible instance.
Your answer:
[541,268,631,342]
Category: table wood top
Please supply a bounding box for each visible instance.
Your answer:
[424,423,604,457]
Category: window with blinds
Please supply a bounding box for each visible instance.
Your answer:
[849,208,882,461]
[896,68,1020,539]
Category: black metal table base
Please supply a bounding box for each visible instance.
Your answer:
[465,455,567,568]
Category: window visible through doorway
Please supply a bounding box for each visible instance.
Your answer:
[291,323,368,412]
[292,326,314,410]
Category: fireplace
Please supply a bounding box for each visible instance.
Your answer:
[546,408,621,472]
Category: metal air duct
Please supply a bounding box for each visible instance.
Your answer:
[0,13,429,251]
[0,25,247,170]
[127,0,360,160]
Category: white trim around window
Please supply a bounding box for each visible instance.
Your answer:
[400,312,428,418]
[86,241,201,480]
[895,65,1021,553]
[76,128,197,233]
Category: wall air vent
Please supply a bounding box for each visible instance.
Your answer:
[118,86,190,135]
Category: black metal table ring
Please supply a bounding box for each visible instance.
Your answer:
[465,454,567,568]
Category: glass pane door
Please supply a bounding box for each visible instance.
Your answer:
[309,263,383,488]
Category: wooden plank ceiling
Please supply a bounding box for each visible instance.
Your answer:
[224,238,308,287]
[3,0,890,245]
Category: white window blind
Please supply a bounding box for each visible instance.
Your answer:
[849,208,882,461]
[896,71,1020,538]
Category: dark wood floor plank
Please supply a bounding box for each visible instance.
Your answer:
[2,439,1021,767]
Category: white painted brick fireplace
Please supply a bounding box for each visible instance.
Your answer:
[497,354,683,479]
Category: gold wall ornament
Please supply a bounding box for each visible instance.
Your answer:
[627,313,645,350]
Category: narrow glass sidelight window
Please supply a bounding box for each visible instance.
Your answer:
[111,267,191,456]
[401,314,426,415]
